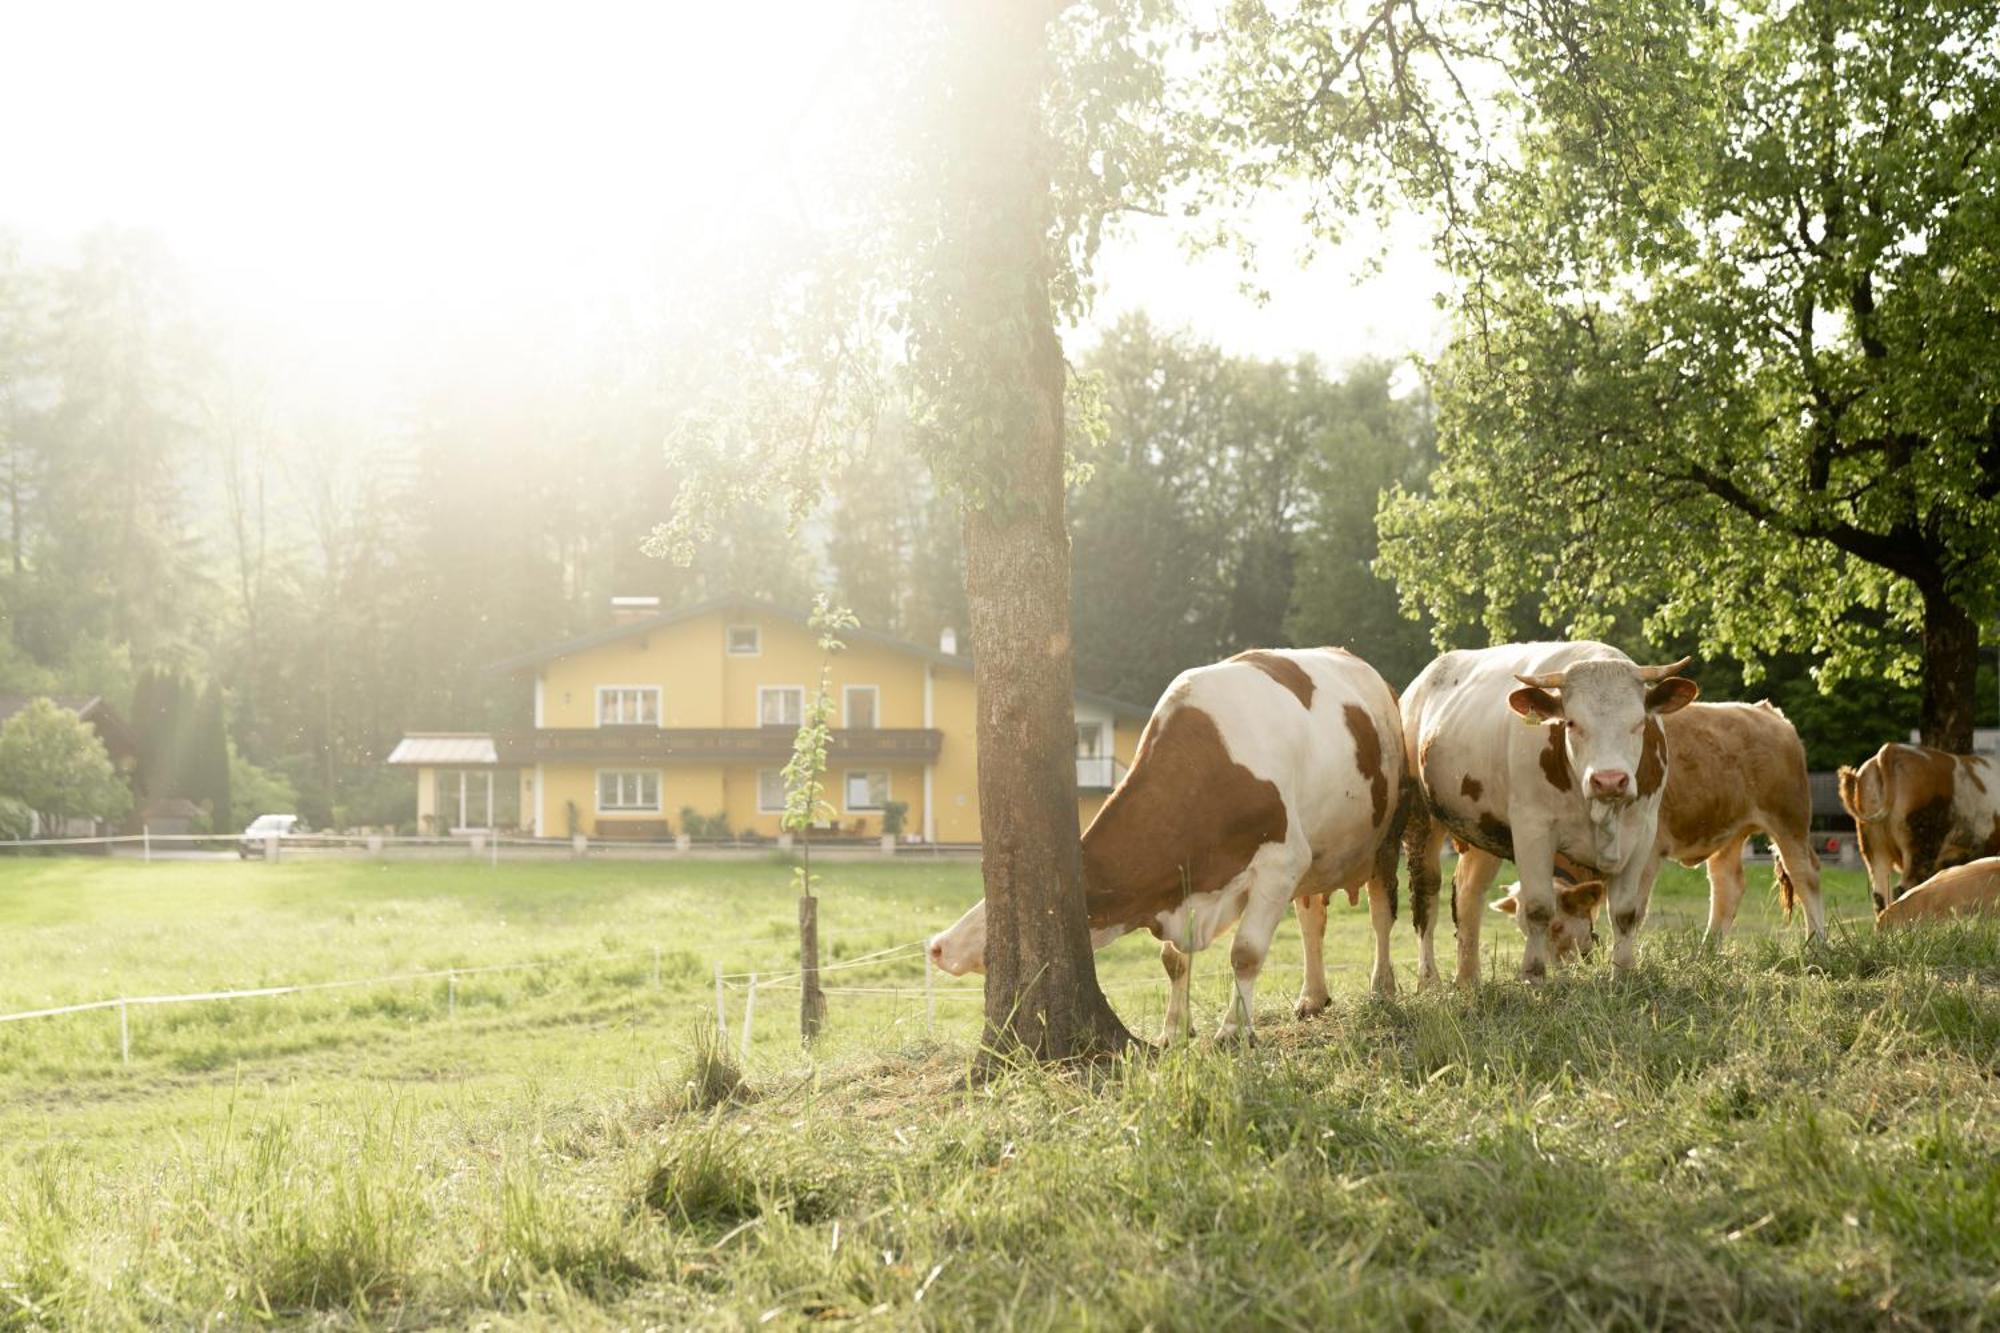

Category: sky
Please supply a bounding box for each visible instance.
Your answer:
[1,0,1446,383]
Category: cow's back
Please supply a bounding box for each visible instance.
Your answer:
[1082,648,1401,929]
[1658,701,1811,862]
[1876,857,2000,928]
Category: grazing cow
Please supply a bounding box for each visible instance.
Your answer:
[1452,701,1825,950]
[1401,642,1699,985]
[1874,857,2000,929]
[927,647,1405,1041]
[1838,743,2000,912]
[1491,875,1605,963]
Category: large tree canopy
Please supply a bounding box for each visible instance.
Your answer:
[1220,0,2000,747]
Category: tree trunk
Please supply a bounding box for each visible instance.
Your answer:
[964,361,1132,1061]
[948,0,1131,1063]
[798,889,826,1042]
[1919,590,1980,752]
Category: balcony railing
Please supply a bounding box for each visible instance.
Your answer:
[1076,755,1127,792]
[501,727,944,765]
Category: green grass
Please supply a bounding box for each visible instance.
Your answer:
[4,854,1997,1329]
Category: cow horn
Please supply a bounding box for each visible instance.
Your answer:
[1513,671,1567,690]
[1635,656,1694,682]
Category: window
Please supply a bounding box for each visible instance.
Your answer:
[758,769,787,813]
[759,686,804,727]
[727,625,761,656]
[844,770,889,812]
[597,686,660,726]
[1075,721,1104,757]
[597,770,660,812]
[844,685,879,729]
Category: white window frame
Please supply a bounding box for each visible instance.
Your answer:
[596,685,661,727]
[595,769,662,814]
[757,769,788,813]
[726,625,762,656]
[1076,720,1105,757]
[843,684,880,729]
[843,769,890,813]
[758,685,805,727]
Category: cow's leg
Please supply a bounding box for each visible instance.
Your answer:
[1703,836,1749,940]
[1509,826,1561,984]
[1404,799,1446,989]
[1217,846,1307,1042]
[1366,875,1397,998]
[1771,832,1826,943]
[1159,940,1193,1045]
[1605,849,1655,974]
[1294,893,1332,1018]
[1452,845,1503,986]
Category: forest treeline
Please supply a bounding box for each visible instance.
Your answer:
[0,232,1980,827]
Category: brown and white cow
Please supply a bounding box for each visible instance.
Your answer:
[1839,743,2000,913]
[1874,857,2000,928]
[1454,701,1825,953]
[927,647,1405,1041]
[1401,642,1699,985]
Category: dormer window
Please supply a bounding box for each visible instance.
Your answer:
[598,686,661,726]
[727,625,761,656]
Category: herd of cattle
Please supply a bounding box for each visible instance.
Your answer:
[929,642,2000,1040]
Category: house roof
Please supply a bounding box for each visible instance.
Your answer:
[0,694,139,757]
[485,597,1154,719]
[386,734,501,766]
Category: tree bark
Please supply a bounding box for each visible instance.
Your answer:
[1918,589,1980,752]
[957,0,1132,1065]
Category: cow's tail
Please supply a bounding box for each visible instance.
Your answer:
[1375,775,1413,922]
[1401,777,1437,937]
[1838,760,1889,825]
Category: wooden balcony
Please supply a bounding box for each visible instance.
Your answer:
[500,726,944,766]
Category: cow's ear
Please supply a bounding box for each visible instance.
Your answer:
[1508,686,1563,721]
[1645,676,1699,714]
[1491,889,1520,915]
[1558,880,1607,919]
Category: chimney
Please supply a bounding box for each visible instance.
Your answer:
[939,626,958,656]
[611,595,661,625]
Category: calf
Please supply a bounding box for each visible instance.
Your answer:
[1451,701,1824,949]
[1874,857,2000,929]
[1838,743,2000,912]
[1402,642,1698,985]
[928,647,1405,1041]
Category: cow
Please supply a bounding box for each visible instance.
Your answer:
[1838,743,2000,913]
[1400,642,1699,985]
[1874,857,2000,929]
[1452,701,1825,954]
[927,647,1406,1042]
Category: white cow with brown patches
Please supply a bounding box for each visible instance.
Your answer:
[1401,642,1698,984]
[1464,701,1826,954]
[1839,743,2000,914]
[927,647,1405,1042]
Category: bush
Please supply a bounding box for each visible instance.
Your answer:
[0,795,32,840]
[228,745,299,827]
[0,699,131,833]
[881,800,908,837]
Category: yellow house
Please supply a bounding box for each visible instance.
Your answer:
[389,597,1149,844]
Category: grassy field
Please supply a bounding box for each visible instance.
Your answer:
[3,853,1996,1329]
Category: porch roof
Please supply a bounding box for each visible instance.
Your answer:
[386,734,501,766]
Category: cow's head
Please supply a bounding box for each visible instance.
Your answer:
[1507,656,1698,805]
[928,900,988,975]
[1492,878,1607,962]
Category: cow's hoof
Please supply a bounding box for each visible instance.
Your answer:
[1293,993,1331,1019]
[1455,968,1481,988]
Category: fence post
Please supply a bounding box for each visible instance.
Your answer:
[490,831,499,869]
[713,961,726,1036]
[265,834,279,862]
[447,969,456,1018]
[741,972,756,1061]
[143,824,151,863]
[118,1000,129,1065]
